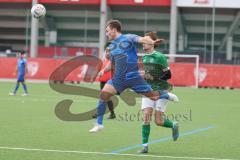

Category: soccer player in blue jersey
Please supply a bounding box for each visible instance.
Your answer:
[89,20,178,132]
[9,52,28,96]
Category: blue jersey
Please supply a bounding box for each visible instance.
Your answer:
[109,34,140,81]
[18,58,27,76]
[107,34,152,94]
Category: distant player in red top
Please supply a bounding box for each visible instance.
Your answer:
[92,45,116,119]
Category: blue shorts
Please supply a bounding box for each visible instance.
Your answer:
[17,75,25,82]
[107,75,152,94]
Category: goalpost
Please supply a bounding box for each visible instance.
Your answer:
[138,53,200,88]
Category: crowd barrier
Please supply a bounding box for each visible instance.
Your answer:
[1,57,239,88]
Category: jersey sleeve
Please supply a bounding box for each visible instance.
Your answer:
[158,54,169,71]
[125,34,141,43]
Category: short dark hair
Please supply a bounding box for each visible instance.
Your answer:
[106,20,122,32]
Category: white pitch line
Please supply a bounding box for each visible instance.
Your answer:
[0,146,235,160]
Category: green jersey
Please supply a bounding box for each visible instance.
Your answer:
[142,50,172,91]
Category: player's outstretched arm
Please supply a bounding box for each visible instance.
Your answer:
[98,63,111,77]
[138,36,163,46]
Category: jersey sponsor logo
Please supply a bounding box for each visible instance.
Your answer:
[27,61,39,76]
[119,41,133,50]
[108,43,117,51]
[109,41,133,52]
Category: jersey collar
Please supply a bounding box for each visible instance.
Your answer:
[146,50,156,55]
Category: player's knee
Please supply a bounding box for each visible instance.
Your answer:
[143,113,152,124]
[143,117,151,124]
[100,91,111,101]
[155,119,164,126]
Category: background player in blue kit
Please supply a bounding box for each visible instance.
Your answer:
[9,52,28,96]
[89,20,178,132]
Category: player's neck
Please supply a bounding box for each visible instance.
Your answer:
[115,32,122,40]
[145,48,155,54]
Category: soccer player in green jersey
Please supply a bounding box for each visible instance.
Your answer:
[138,32,179,153]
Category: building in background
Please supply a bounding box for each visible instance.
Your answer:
[0,0,239,64]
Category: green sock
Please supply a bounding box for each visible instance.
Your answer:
[163,119,173,128]
[142,124,150,145]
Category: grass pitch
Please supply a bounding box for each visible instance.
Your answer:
[0,82,239,160]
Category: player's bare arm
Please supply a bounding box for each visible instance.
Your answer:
[138,36,164,46]
[99,63,111,77]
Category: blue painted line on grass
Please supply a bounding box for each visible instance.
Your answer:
[110,125,215,154]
